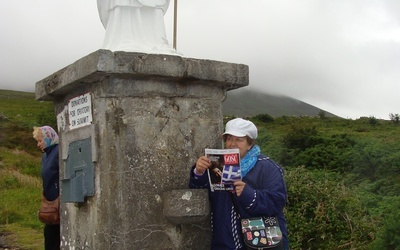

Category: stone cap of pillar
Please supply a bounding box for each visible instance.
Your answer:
[35,50,249,101]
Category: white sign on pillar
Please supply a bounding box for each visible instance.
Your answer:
[68,93,93,130]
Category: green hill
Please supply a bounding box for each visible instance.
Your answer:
[223,88,338,117]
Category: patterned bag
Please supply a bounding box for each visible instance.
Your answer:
[38,195,60,225]
[241,216,283,250]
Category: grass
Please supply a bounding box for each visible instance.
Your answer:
[0,148,44,249]
[0,90,51,249]
[0,172,44,249]
[0,91,45,126]
[1,224,43,250]
[0,150,44,249]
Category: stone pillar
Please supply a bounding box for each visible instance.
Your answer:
[35,50,248,249]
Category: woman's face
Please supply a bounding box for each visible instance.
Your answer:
[35,135,46,152]
[225,135,252,158]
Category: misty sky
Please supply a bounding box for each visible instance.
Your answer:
[1,0,399,119]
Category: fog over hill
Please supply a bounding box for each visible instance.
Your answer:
[223,88,339,118]
[0,88,338,118]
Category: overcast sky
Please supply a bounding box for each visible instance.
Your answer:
[1,0,399,119]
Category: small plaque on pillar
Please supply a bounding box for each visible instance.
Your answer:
[68,93,93,130]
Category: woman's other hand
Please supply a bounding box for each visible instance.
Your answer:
[195,156,211,175]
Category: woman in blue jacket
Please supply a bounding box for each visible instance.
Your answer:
[189,118,289,250]
[33,126,60,250]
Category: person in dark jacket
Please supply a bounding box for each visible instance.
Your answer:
[189,118,289,250]
[33,126,60,250]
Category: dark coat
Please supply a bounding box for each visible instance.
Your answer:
[189,154,289,250]
[41,144,59,201]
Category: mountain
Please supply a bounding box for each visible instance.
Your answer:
[223,88,338,118]
[0,88,338,119]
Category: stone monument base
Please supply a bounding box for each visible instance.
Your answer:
[36,50,249,249]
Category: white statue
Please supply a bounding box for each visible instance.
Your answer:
[97,0,179,55]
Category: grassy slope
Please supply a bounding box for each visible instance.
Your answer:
[1,89,399,249]
[0,90,54,249]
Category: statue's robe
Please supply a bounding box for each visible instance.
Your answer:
[97,0,175,53]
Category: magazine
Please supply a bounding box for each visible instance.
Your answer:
[205,148,241,192]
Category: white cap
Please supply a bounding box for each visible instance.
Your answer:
[222,118,258,139]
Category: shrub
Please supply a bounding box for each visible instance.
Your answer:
[318,110,326,119]
[254,113,274,123]
[285,167,376,249]
[369,197,400,250]
[280,125,355,172]
[350,139,388,181]
[389,113,399,125]
[369,116,378,126]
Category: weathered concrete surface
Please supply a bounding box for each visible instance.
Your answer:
[163,189,210,225]
[35,50,249,249]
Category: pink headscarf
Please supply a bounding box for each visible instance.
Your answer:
[41,126,59,148]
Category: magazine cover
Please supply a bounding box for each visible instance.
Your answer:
[205,148,241,192]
